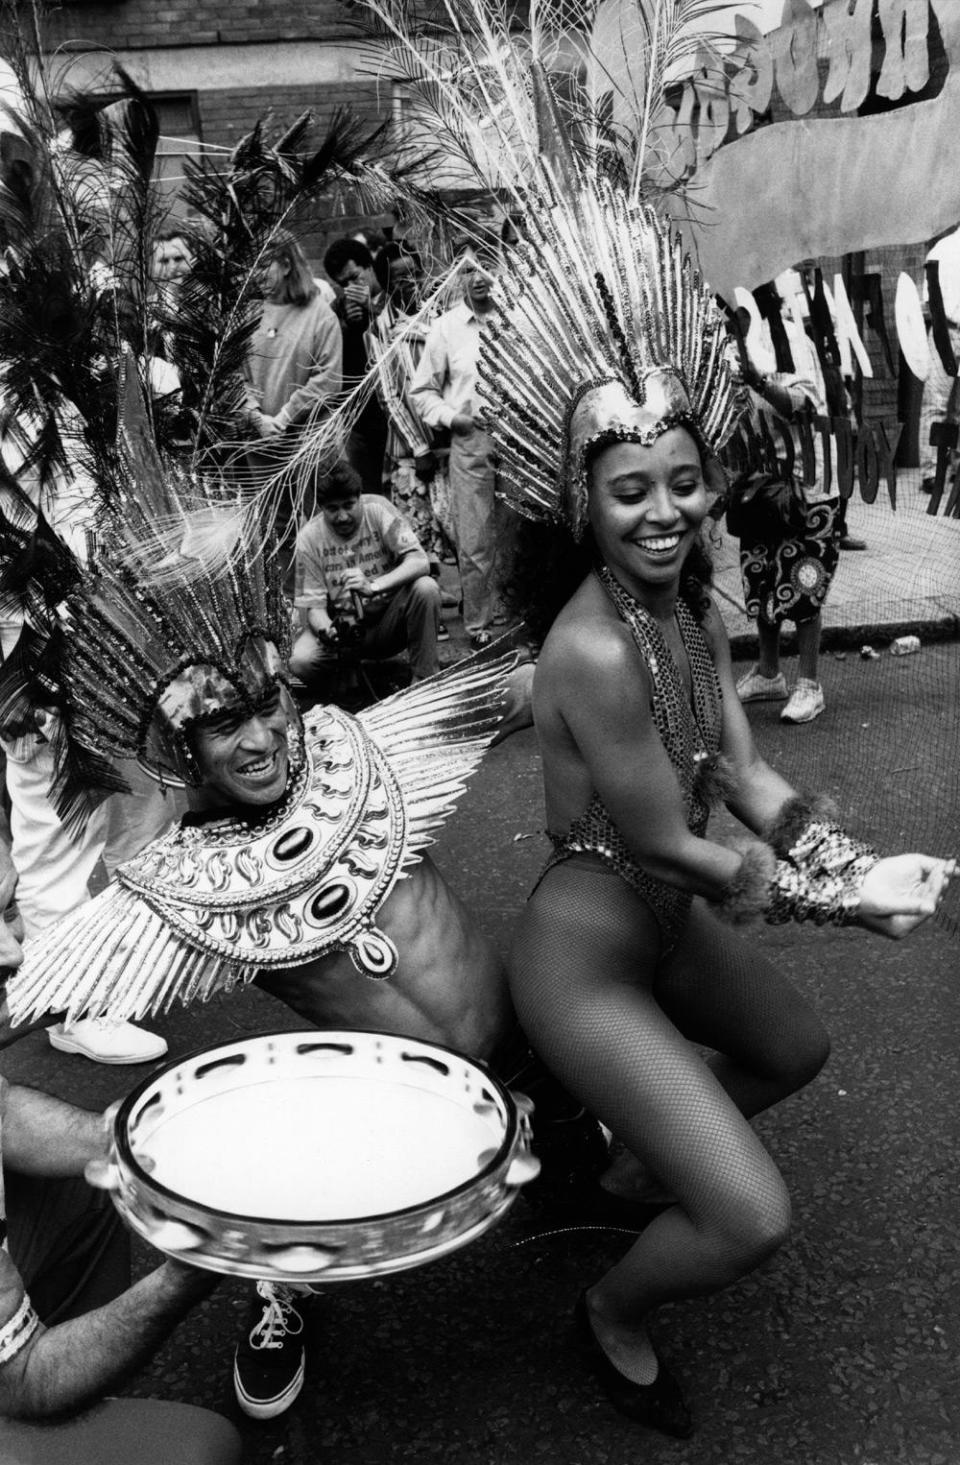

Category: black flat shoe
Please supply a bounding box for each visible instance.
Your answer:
[573,1292,694,1439]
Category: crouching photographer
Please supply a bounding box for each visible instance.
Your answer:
[289,461,442,697]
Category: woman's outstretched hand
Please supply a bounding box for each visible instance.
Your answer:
[857,854,957,938]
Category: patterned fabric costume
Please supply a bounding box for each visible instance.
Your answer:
[730,377,840,627]
[739,500,839,627]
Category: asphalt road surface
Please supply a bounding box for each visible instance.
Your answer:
[4,642,957,1465]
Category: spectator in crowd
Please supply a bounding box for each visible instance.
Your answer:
[322,235,389,494]
[151,229,194,307]
[244,229,343,543]
[411,236,507,649]
[290,459,441,694]
[726,337,840,726]
[369,242,450,571]
[0,424,174,1066]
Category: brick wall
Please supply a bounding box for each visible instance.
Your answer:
[46,0,362,50]
[197,82,386,149]
[193,81,392,267]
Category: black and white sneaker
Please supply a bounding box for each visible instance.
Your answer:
[233,1281,307,1419]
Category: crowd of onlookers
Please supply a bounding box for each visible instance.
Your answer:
[154,218,518,683]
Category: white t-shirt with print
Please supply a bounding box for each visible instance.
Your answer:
[294,495,421,615]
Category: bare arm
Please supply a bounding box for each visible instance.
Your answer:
[342,545,432,601]
[0,1251,215,1420]
[552,616,759,900]
[700,600,796,831]
[1,1082,106,1177]
[549,597,954,931]
[0,1079,218,1419]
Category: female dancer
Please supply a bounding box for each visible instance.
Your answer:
[483,189,955,1440]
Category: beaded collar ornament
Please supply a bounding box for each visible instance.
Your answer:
[7,650,517,1023]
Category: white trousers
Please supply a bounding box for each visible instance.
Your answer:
[447,426,504,635]
[2,725,179,940]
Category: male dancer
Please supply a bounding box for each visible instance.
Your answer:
[1,394,606,1420]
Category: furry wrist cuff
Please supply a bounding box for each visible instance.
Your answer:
[709,841,777,924]
[710,794,880,927]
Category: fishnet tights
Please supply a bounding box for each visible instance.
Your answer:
[509,857,830,1324]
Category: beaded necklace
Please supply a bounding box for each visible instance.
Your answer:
[596,565,723,826]
[546,566,725,949]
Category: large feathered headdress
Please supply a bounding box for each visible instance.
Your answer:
[480,173,739,539]
[0,366,296,828]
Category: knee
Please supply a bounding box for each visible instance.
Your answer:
[769,1019,831,1097]
[793,1019,831,1088]
[409,575,440,610]
[716,1174,793,1277]
[288,631,322,682]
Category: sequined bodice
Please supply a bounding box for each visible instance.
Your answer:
[548,568,723,948]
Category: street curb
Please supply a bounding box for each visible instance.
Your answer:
[729,611,959,660]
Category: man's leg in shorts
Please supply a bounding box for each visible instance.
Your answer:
[0,1398,242,1465]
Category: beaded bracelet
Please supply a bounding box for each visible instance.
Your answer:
[0,1293,41,1365]
[766,820,879,926]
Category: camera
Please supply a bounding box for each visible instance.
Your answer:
[329,590,366,649]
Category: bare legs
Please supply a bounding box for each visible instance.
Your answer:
[508,859,829,1384]
[757,611,821,683]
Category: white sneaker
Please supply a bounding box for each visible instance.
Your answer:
[48,1019,168,1065]
[736,666,788,703]
[780,679,826,724]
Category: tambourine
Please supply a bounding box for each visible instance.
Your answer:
[104,1030,540,1282]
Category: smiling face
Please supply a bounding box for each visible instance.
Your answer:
[191,686,291,810]
[587,428,709,606]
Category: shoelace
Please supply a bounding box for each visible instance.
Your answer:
[249,1288,305,1351]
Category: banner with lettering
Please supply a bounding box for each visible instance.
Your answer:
[654,0,960,301]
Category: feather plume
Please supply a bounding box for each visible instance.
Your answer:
[359,0,732,210]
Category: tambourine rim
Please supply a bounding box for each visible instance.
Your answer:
[112,1028,519,1231]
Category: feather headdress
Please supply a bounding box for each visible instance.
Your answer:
[480,171,739,538]
[0,363,295,829]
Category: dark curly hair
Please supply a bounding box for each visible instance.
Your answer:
[498,516,714,649]
[308,458,364,506]
[322,236,373,283]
